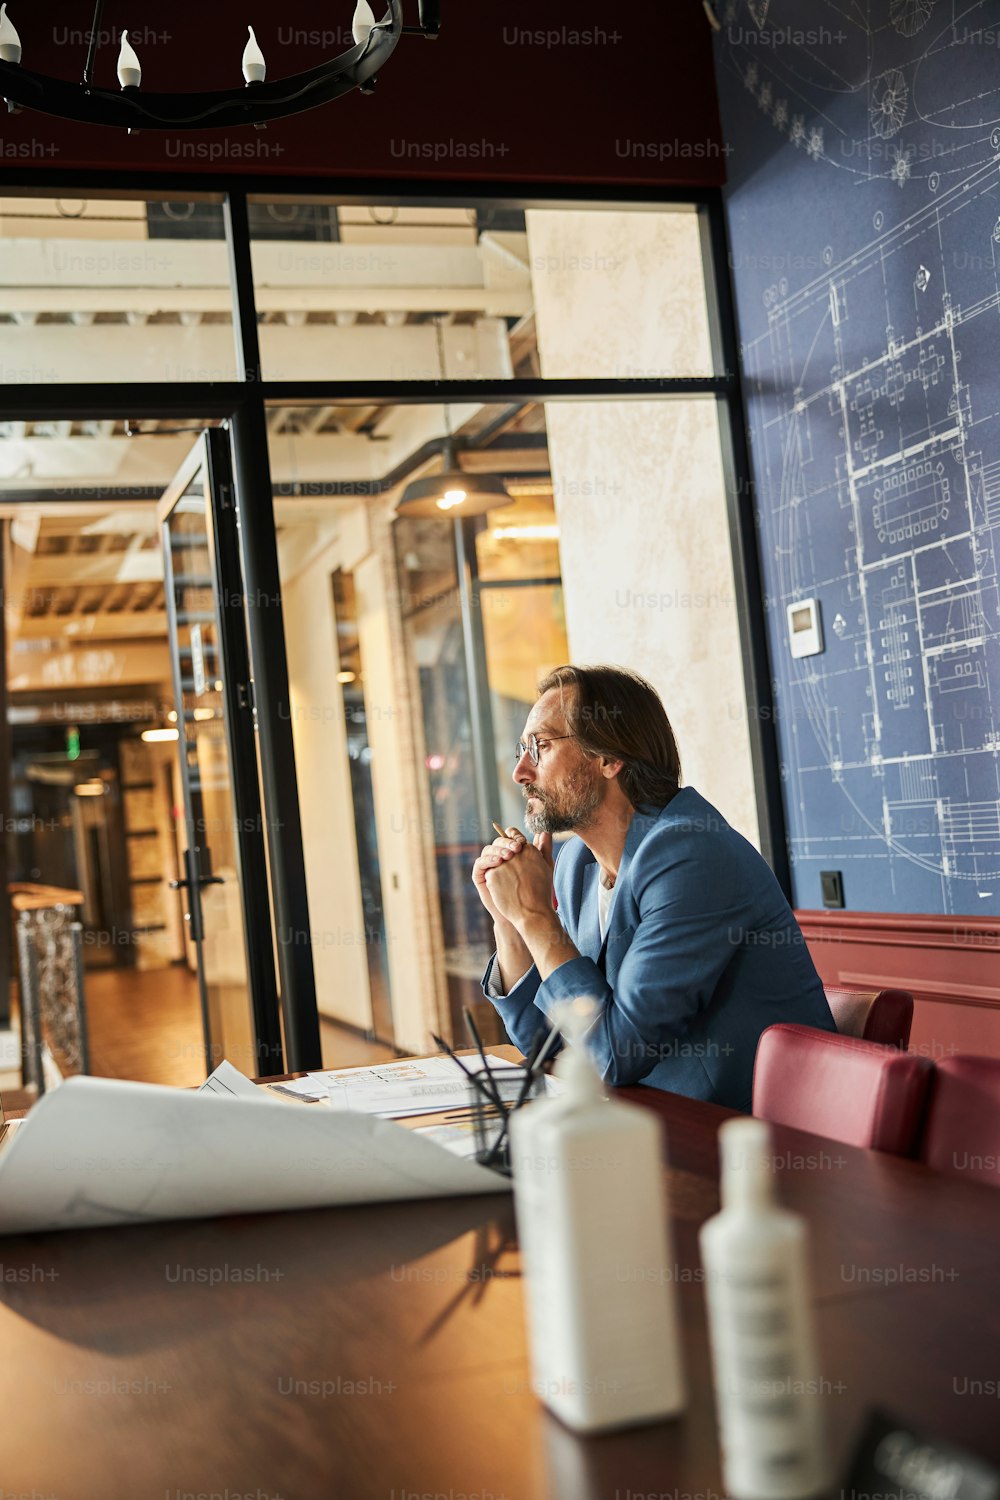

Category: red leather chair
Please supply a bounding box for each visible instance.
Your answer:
[918,1056,1000,1188]
[824,986,913,1049]
[753,1024,932,1155]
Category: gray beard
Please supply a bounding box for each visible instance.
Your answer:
[524,782,602,836]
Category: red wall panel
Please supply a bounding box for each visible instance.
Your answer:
[799,911,1000,1063]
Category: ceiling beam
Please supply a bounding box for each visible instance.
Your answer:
[0,500,162,521]
[4,513,41,642]
[0,237,531,320]
[0,318,513,387]
[15,610,169,642]
[299,406,335,434]
[0,403,543,507]
[8,640,172,694]
[0,286,530,317]
[17,550,164,589]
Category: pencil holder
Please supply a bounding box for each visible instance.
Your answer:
[468,1067,547,1176]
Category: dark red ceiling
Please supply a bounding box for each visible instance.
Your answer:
[0,0,725,187]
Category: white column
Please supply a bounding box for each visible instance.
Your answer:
[526,209,760,844]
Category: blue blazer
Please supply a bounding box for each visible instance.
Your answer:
[482,787,835,1112]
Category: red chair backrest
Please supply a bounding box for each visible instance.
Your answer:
[824,987,913,1049]
[918,1056,1000,1188]
[753,1023,932,1155]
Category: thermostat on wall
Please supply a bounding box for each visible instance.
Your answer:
[786,598,824,659]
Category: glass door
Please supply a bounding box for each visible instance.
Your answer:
[157,430,281,1078]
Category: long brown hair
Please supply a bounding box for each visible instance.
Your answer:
[536,664,682,809]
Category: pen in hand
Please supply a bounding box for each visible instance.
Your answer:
[492,821,525,843]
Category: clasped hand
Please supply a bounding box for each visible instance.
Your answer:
[472,826,554,932]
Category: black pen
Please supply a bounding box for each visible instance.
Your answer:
[463,1007,505,1110]
[516,1028,547,1099]
[484,1028,547,1166]
[532,1022,562,1073]
[431,1032,498,1110]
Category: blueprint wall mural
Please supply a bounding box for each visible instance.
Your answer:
[713,0,1000,916]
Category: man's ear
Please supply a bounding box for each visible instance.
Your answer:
[599,756,625,781]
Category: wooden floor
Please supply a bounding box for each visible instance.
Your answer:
[82,963,397,1088]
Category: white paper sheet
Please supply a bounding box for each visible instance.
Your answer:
[290,1054,537,1118]
[0,1074,510,1236]
[199,1061,326,1107]
[197,1059,264,1100]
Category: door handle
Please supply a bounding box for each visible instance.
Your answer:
[171,848,220,944]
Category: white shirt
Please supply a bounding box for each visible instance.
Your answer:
[597,870,616,941]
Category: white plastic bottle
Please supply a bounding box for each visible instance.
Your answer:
[509,997,686,1432]
[699,1116,829,1499]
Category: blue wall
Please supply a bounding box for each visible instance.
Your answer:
[714,0,1000,917]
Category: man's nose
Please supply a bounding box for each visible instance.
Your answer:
[513,749,534,786]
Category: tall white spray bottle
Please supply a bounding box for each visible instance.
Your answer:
[509,997,686,1432]
[699,1116,829,1499]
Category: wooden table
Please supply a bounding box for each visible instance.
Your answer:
[1,1063,999,1499]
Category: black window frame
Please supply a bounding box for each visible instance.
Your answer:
[0,169,786,1068]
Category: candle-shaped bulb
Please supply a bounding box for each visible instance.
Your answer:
[117,30,141,88]
[352,0,375,46]
[242,25,266,83]
[0,4,22,64]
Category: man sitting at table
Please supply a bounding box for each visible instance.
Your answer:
[472,664,835,1112]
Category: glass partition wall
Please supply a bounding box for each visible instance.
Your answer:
[267,397,569,1048]
[0,180,772,1077]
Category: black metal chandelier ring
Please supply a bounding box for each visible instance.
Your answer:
[0,0,438,132]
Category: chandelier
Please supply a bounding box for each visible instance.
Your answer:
[0,0,441,132]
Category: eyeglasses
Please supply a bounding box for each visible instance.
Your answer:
[514,734,573,766]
